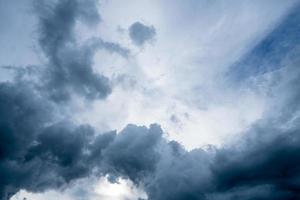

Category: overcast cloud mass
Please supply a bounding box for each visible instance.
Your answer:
[1,0,300,199]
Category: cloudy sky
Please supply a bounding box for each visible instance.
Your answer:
[1,0,300,199]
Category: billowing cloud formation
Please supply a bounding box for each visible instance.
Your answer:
[129,22,156,46]
[1,64,300,199]
[35,0,129,102]
[1,1,300,200]
[0,81,162,198]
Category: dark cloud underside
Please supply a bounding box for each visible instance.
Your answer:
[1,65,300,199]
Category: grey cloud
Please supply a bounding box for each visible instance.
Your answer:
[35,0,129,102]
[0,73,160,198]
[1,67,300,199]
[95,39,130,58]
[101,124,163,183]
[0,79,99,197]
[141,66,300,199]
[0,79,161,198]
[1,63,300,200]
[0,81,53,198]
[129,22,156,46]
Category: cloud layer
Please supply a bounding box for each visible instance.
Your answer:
[1,0,300,200]
[2,65,300,200]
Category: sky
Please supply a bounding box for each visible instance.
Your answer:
[1,0,300,199]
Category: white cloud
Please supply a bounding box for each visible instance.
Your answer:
[11,176,146,200]
[70,0,297,149]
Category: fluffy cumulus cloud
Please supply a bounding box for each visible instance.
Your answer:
[1,0,300,200]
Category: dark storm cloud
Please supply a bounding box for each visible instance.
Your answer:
[210,131,300,200]
[0,81,52,198]
[0,80,161,199]
[0,70,162,198]
[129,22,156,46]
[137,65,300,200]
[100,124,163,183]
[35,0,129,102]
[0,77,103,198]
[1,66,300,200]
